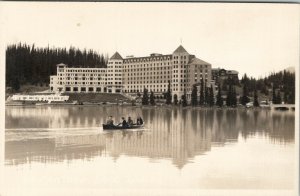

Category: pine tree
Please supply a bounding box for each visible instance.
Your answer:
[232,86,237,107]
[6,42,108,87]
[199,78,204,106]
[150,91,155,105]
[209,84,214,107]
[173,94,178,105]
[11,77,20,91]
[277,91,282,104]
[226,84,232,107]
[191,85,198,106]
[205,85,209,106]
[142,88,149,105]
[240,83,250,106]
[272,85,277,104]
[181,90,187,107]
[253,86,259,107]
[216,89,223,107]
[166,81,172,105]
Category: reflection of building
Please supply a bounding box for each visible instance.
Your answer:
[5,106,294,168]
[50,45,213,100]
[5,107,213,169]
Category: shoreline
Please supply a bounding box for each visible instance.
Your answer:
[4,101,281,110]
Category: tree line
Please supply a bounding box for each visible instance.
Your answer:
[140,70,295,107]
[6,43,108,90]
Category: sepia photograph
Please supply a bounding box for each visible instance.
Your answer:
[0,2,299,196]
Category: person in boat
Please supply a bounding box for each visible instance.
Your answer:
[128,116,134,126]
[118,117,128,128]
[136,115,143,125]
[106,116,114,126]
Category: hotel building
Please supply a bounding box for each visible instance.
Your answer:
[50,45,213,100]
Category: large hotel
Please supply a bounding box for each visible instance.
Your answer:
[50,45,215,100]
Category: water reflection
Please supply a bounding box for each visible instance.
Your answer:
[5,106,295,168]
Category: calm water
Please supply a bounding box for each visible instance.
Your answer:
[4,105,296,195]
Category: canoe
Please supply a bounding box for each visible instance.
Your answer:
[103,123,144,130]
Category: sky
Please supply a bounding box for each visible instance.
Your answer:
[0,2,299,78]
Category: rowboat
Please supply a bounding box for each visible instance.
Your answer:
[102,123,144,130]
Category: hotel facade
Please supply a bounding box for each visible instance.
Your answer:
[50,45,214,100]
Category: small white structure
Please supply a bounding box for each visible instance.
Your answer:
[12,94,69,102]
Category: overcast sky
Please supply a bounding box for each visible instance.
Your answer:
[0,2,299,78]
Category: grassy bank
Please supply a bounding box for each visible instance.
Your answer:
[63,93,132,104]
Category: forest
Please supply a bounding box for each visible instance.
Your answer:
[6,43,108,88]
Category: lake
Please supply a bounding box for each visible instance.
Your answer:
[4,105,296,196]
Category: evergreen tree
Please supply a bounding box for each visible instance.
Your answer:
[240,83,250,106]
[277,91,282,104]
[165,81,172,105]
[283,91,288,104]
[205,85,209,106]
[226,84,232,107]
[191,85,198,106]
[6,42,108,87]
[216,89,223,107]
[173,94,178,105]
[199,78,204,106]
[150,91,155,105]
[181,90,187,107]
[142,88,149,105]
[11,77,20,91]
[272,85,277,104]
[253,86,259,107]
[232,86,237,107]
[209,85,214,107]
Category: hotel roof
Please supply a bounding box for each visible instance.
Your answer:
[110,52,123,60]
[189,57,210,65]
[173,45,188,54]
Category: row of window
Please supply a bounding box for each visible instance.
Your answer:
[65,87,106,92]
[107,73,122,77]
[124,76,171,81]
[108,78,122,81]
[58,81,106,85]
[125,80,169,84]
[173,56,187,59]
[107,62,122,64]
[58,73,106,77]
[124,89,167,93]
[65,69,106,73]
[107,65,122,69]
[123,63,172,68]
[107,69,122,72]
[123,56,172,63]
[107,82,122,85]
[173,61,187,64]
[59,77,106,81]
[123,67,171,72]
[126,71,171,76]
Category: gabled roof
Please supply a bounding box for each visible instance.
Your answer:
[173,45,188,54]
[189,57,210,65]
[110,52,123,60]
